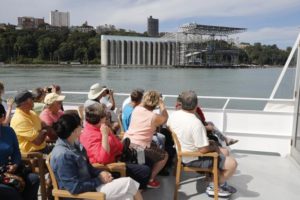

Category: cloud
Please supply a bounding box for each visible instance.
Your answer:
[0,0,299,47]
[237,26,299,49]
[1,0,300,26]
[84,0,300,25]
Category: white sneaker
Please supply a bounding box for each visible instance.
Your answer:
[221,182,237,193]
[206,185,231,198]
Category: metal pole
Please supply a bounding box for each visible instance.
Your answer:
[269,33,300,99]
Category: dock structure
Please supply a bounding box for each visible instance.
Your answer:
[101,35,176,66]
[162,23,247,66]
[100,23,246,67]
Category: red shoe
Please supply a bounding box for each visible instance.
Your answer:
[147,179,160,189]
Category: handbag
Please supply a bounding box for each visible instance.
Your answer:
[0,165,26,192]
[119,138,138,164]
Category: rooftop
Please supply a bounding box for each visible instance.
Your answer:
[179,23,247,36]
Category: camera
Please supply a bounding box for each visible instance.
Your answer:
[105,89,113,94]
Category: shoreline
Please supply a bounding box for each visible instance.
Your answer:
[0,63,283,68]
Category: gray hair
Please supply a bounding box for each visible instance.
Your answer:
[180,90,198,111]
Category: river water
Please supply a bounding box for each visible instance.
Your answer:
[0,66,294,109]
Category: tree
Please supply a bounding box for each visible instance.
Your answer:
[38,37,58,60]
[14,34,37,58]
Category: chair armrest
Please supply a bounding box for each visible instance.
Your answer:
[21,152,45,172]
[21,152,44,159]
[180,151,218,158]
[92,162,126,177]
[52,189,105,200]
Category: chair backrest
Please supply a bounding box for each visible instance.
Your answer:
[45,155,59,190]
[170,129,182,153]
[118,113,124,133]
[117,113,125,140]
[77,105,85,120]
[169,128,183,163]
[22,152,48,200]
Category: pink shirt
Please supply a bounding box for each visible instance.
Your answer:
[80,122,123,164]
[39,108,64,126]
[124,106,156,148]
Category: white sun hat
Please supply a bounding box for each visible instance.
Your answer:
[88,83,107,100]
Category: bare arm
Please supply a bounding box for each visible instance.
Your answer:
[153,99,168,127]
[3,97,13,125]
[108,90,115,110]
[198,140,220,154]
[100,124,110,153]
[31,129,47,146]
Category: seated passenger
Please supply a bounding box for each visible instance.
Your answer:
[50,113,143,200]
[0,81,14,125]
[121,88,144,111]
[168,91,237,197]
[84,83,108,108]
[124,90,168,188]
[176,96,238,147]
[0,104,40,200]
[39,93,65,141]
[122,89,144,132]
[32,87,46,116]
[80,103,151,190]
[47,84,64,111]
[11,91,50,154]
[85,83,119,133]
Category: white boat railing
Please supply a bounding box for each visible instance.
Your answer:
[6,90,293,157]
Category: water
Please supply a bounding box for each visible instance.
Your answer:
[0,66,295,109]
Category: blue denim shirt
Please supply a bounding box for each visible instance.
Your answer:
[50,138,102,194]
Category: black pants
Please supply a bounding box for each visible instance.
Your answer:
[126,163,151,189]
[0,172,40,200]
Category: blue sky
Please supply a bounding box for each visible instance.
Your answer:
[1,0,300,49]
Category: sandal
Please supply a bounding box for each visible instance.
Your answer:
[226,139,239,146]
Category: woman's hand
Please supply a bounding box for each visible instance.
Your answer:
[7,164,18,173]
[99,171,113,183]
[100,124,110,136]
[6,97,14,108]
[158,98,165,107]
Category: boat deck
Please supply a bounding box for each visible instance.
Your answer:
[143,151,300,200]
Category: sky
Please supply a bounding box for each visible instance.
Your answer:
[1,0,300,49]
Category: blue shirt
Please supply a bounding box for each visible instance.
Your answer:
[122,104,134,131]
[0,125,21,166]
[50,138,102,194]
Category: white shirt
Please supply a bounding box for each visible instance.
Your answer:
[100,96,113,110]
[167,110,209,163]
[122,96,131,110]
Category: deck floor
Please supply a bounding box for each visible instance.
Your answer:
[143,152,300,200]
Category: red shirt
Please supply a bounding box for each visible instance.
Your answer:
[196,106,206,125]
[80,122,123,164]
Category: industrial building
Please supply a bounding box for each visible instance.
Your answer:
[100,23,246,67]
[101,35,176,66]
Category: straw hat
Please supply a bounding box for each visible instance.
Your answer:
[44,93,65,105]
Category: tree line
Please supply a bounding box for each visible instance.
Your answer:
[0,28,291,66]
